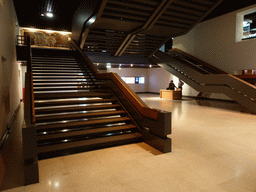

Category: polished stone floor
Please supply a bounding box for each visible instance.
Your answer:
[4,94,256,192]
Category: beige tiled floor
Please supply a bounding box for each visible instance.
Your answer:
[4,94,256,192]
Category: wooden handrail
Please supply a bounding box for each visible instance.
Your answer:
[70,40,98,75]
[169,48,227,74]
[97,73,159,120]
[70,40,160,120]
[24,35,36,125]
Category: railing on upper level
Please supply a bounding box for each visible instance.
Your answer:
[70,40,172,153]
[151,49,256,114]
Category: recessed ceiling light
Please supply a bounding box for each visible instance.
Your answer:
[46,12,53,18]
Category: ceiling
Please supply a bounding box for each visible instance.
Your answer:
[13,0,256,67]
[13,0,81,31]
[13,0,256,32]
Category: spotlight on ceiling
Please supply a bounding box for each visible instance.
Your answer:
[46,12,54,18]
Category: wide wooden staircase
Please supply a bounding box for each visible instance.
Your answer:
[31,49,142,159]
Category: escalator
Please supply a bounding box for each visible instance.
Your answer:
[150,49,256,113]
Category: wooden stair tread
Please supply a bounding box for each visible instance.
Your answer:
[32,70,87,73]
[33,73,92,76]
[33,79,96,83]
[32,76,95,79]
[37,124,137,141]
[33,83,97,87]
[36,110,126,122]
[36,117,131,130]
[34,87,97,92]
[32,64,82,67]
[35,98,115,107]
[34,91,111,100]
[35,103,120,114]
[32,65,83,69]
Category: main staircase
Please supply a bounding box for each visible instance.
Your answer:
[31,49,142,159]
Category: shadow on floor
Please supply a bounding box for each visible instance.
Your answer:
[195,98,255,115]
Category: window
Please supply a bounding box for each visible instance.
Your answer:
[121,77,135,84]
[243,12,256,40]
[237,7,256,41]
[136,77,145,84]
[121,77,145,84]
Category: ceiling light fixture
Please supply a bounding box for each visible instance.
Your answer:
[106,63,111,68]
[46,12,53,18]
[41,0,54,18]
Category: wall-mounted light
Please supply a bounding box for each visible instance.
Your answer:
[149,65,152,68]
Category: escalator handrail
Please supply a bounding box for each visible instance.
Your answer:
[169,49,228,75]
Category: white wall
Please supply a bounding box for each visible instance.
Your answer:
[173,4,256,100]
[108,68,149,93]
[148,67,174,93]
[109,67,181,94]
[0,0,20,138]
[173,4,256,74]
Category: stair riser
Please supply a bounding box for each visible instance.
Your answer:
[38,133,142,160]
[37,129,138,146]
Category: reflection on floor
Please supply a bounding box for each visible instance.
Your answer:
[3,94,256,192]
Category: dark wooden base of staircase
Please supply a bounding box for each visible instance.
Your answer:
[38,133,142,160]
